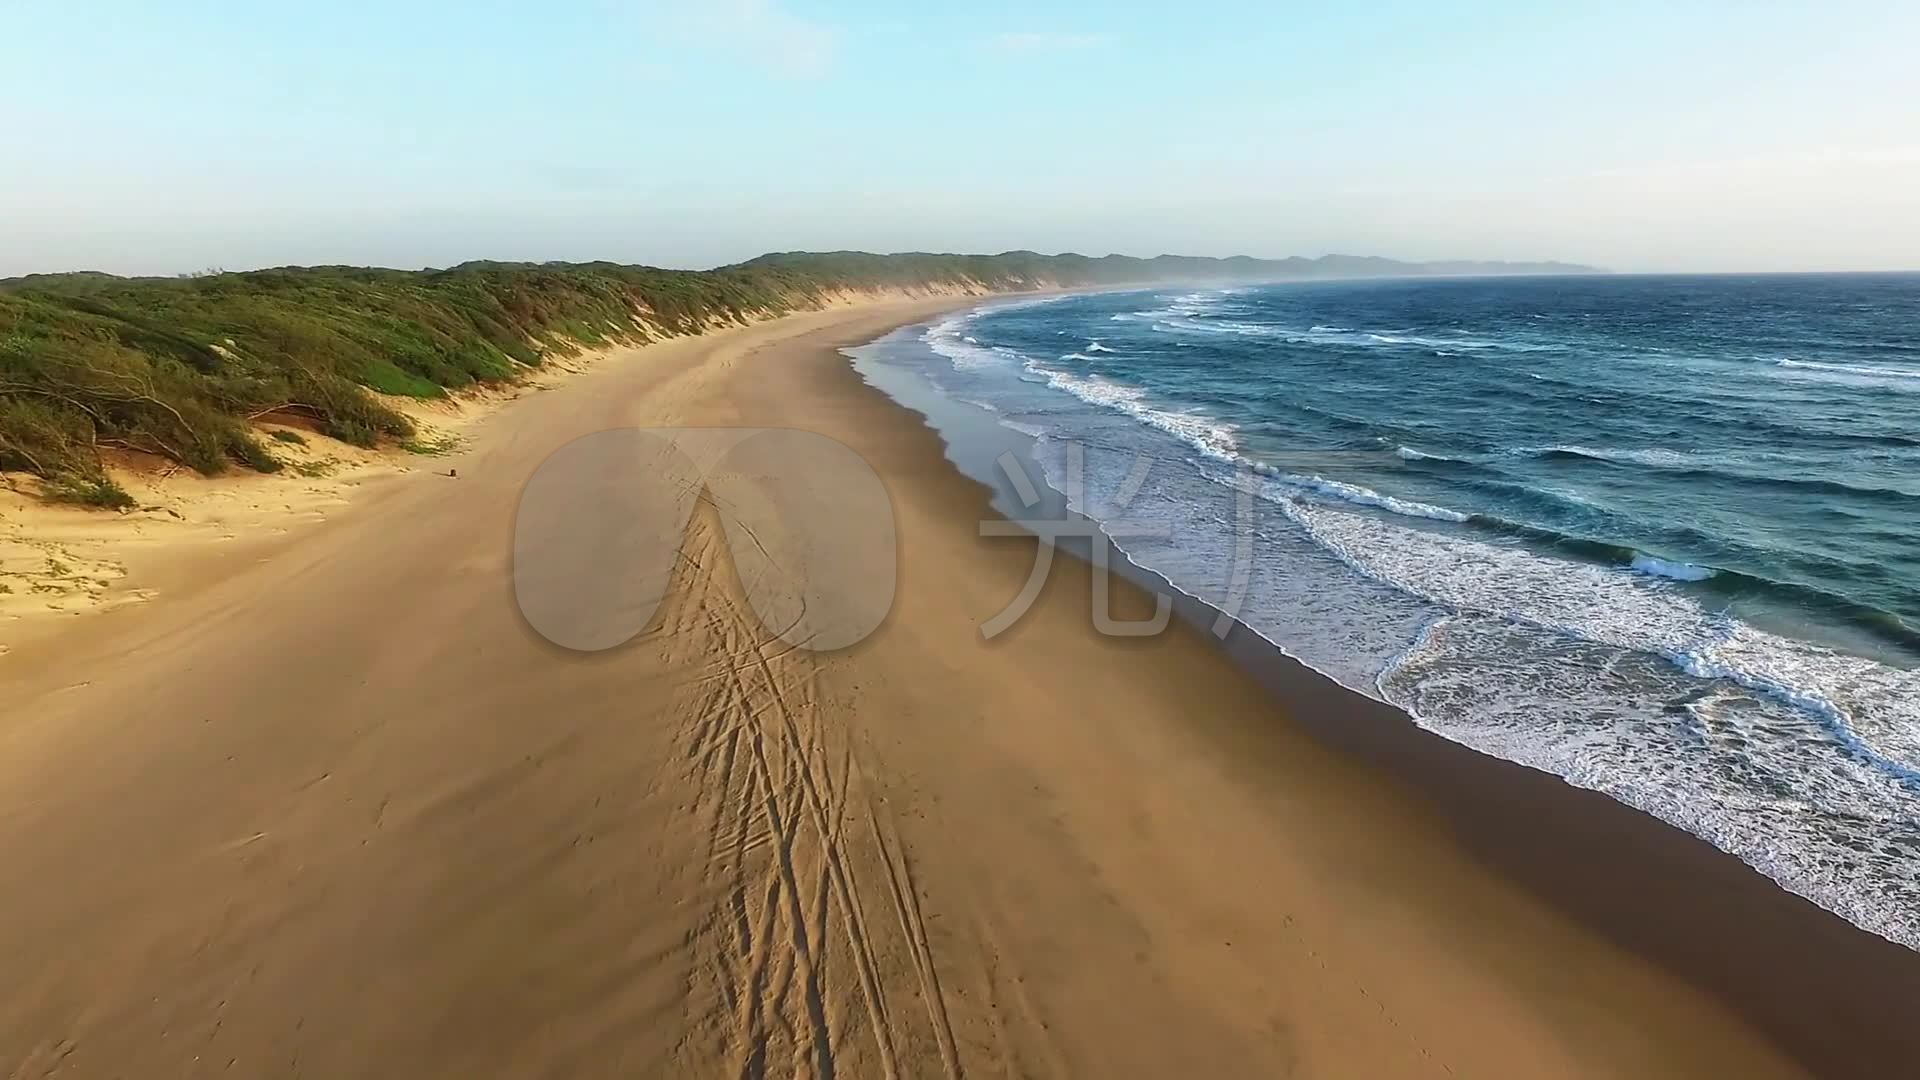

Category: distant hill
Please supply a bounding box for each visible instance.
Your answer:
[724,250,1601,286]
[3,250,1602,295]
[0,250,1599,505]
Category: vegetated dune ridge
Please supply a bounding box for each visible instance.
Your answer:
[3,296,1915,1079]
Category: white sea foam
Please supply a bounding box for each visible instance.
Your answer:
[1085,340,1117,353]
[924,317,1010,371]
[1774,357,1920,382]
[1369,607,1920,952]
[1024,361,1240,462]
[1518,444,1704,470]
[1366,332,1498,349]
[1265,490,1920,789]
[1630,553,1717,581]
[1270,473,1471,522]
[1146,316,1540,354]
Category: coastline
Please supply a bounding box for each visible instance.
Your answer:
[868,288,1920,938]
[0,296,1914,1075]
[837,304,1920,1073]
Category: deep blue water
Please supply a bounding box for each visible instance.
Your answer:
[851,273,1920,950]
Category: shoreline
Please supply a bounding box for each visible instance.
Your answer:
[1,297,1914,1075]
[840,306,1920,1072]
[853,300,1920,948]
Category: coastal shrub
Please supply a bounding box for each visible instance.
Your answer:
[0,397,97,481]
[43,473,137,510]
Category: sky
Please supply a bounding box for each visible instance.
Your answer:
[5,0,1919,276]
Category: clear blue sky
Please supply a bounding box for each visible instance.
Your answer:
[6,0,1917,275]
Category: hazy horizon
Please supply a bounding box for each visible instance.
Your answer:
[27,249,1920,284]
[7,1,1918,278]
[6,248,1614,283]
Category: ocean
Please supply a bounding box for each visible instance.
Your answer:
[848,273,1920,951]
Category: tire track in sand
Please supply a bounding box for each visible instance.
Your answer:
[659,498,962,1079]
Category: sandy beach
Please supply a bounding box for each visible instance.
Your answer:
[4,297,1918,1078]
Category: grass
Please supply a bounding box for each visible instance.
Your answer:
[0,250,1312,507]
[269,429,307,445]
[285,456,339,478]
[43,475,137,510]
[398,433,460,457]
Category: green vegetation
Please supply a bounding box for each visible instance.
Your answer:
[0,250,1598,507]
[398,433,461,457]
[268,429,307,445]
[0,255,1046,504]
[284,456,339,479]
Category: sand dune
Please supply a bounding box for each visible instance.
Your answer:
[2,298,1907,1076]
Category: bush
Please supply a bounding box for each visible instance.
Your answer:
[43,474,137,510]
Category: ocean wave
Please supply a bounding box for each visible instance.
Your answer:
[1366,332,1499,349]
[1447,514,1920,649]
[1025,361,1240,463]
[1518,445,1920,500]
[973,293,1076,317]
[1518,444,1704,469]
[1371,610,1920,953]
[1085,340,1116,353]
[1131,293,1230,322]
[1291,476,1470,522]
[1442,475,1611,518]
[1144,316,1555,354]
[1774,357,1920,381]
[924,317,1018,371]
[1267,492,1920,781]
[1630,553,1718,581]
[1246,468,1470,522]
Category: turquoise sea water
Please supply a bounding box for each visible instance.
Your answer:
[855,273,1920,950]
